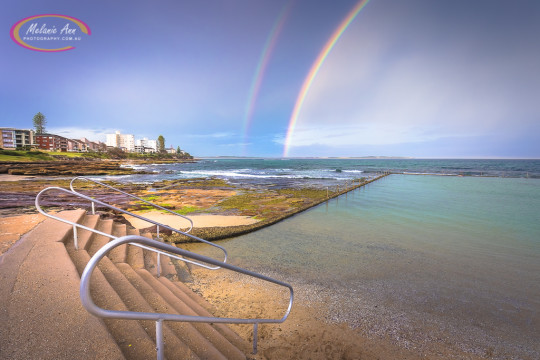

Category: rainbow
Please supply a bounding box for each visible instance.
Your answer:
[10,14,91,52]
[242,3,291,153]
[282,0,370,157]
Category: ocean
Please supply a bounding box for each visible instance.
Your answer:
[115,158,540,187]
[113,159,539,359]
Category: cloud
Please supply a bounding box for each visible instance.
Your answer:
[186,132,236,139]
[47,127,118,142]
[281,123,478,149]
[288,0,540,155]
[219,142,253,147]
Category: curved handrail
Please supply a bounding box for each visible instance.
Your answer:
[70,176,193,234]
[80,234,293,356]
[35,186,227,270]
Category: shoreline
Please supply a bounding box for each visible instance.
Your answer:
[182,257,486,360]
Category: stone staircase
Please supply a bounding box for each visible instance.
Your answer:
[0,210,251,360]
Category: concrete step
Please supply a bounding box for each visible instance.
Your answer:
[161,277,252,355]
[169,277,216,312]
[109,223,128,263]
[140,232,177,278]
[138,269,247,360]
[0,210,125,360]
[64,232,158,360]
[117,264,225,360]
[87,219,114,257]
[141,232,158,276]
[95,257,198,360]
[4,210,251,359]
[70,213,99,250]
[126,228,145,269]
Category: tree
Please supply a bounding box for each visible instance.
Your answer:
[33,112,47,134]
[176,146,182,154]
[106,147,126,159]
[157,135,165,153]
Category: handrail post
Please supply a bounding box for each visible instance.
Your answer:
[253,322,258,354]
[73,225,78,250]
[156,319,164,360]
[156,225,161,277]
[157,254,161,278]
[91,201,95,215]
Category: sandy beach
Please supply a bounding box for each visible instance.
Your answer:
[124,210,259,230]
[183,262,484,360]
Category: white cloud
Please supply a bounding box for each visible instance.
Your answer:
[186,132,236,138]
[283,123,476,149]
[47,127,117,142]
[219,142,252,147]
[290,3,540,154]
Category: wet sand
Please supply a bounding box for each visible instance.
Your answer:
[184,264,486,360]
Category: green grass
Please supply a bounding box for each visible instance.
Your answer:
[49,151,85,157]
[0,150,54,162]
[0,154,24,161]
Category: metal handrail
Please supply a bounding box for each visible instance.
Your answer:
[80,234,294,358]
[69,176,193,235]
[35,186,227,271]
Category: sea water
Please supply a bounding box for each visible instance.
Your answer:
[188,174,540,359]
[115,158,540,186]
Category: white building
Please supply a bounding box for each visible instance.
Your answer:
[105,132,119,148]
[106,131,135,152]
[135,137,158,153]
[120,133,135,152]
[147,139,157,152]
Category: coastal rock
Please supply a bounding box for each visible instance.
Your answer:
[0,161,148,176]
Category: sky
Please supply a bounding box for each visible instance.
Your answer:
[1,0,539,158]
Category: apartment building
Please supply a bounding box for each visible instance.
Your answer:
[0,128,35,150]
[80,137,104,151]
[35,133,69,151]
[106,131,135,152]
[135,137,158,153]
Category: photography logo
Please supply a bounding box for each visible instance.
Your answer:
[10,14,91,52]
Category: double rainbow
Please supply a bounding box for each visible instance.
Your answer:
[243,4,292,153]
[282,0,370,157]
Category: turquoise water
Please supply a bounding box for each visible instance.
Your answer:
[189,175,540,359]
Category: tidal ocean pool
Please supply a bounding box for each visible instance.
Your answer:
[188,174,540,359]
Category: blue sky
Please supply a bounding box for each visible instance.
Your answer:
[1,0,539,158]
